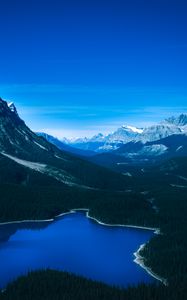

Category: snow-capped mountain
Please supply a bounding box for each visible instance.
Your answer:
[65,116,187,153]
[89,133,106,142]
[0,98,125,190]
[7,102,18,115]
[2,98,187,173]
[36,132,95,157]
[136,124,182,143]
[106,125,142,143]
[124,125,143,134]
[67,125,143,152]
[90,134,187,171]
[96,126,142,151]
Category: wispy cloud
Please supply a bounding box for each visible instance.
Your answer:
[34,106,187,138]
[1,83,187,138]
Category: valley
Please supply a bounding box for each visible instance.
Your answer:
[0,99,187,299]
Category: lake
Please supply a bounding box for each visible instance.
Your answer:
[0,211,155,289]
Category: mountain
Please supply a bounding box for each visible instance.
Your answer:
[105,125,142,143]
[116,134,187,159]
[165,114,187,126]
[7,102,18,114]
[64,114,187,153]
[68,125,143,152]
[1,99,187,299]
[89,133,106,142]
[0,97,149,228]
[36,132,95,157]
[0,98,129,191]
[89,134,187,174]
[136,124,182,143]
[64,133,106,152]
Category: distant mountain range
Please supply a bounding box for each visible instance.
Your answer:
[1,97,187,298]
[37,114,187,166]
[36,132,95,157]
[48,114,187,153]
[89,134,187,173]
[2,97,187,176]
[0,98,127,191]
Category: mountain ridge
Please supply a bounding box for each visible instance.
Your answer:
[42,113,187,153]
[0,98,129,191]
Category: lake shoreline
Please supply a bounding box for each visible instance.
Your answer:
[0,208,160,233]
[133,244,167,286]
[70,209,166,286]
[0,208,165,286]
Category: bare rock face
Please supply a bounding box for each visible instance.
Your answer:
[0,97,49,157]
[8,102,19,115]
[165,114,187,126]
[0,97,125,190]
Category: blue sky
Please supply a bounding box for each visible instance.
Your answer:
[0,0,187,138]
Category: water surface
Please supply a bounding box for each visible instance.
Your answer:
[0,211,155,288]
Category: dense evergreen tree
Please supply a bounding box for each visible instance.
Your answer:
[1,269,187,300]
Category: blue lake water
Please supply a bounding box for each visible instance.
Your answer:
[0,211,155,289]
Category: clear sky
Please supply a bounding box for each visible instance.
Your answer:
[0,0,187,138]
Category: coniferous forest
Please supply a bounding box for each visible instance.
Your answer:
[0,155,187,299]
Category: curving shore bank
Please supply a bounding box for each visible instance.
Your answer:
[0,208,166,285]
[70,209,166,285]
[134,244,167,286]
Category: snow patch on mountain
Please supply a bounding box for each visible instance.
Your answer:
[139,144,168,156]
[123,125,143,134]
[34,141,48,151]
[177,175,187,182]
[1,152,47,171]
[122,172,132,177]
[1,151,99,190]
[176,145,183,152]
[170,184,187,188]
[8,102,18,115]
[98,144,120,151]
[70,137,89,144]
[90,133,106,142]
[106,126,139,144]
[138,125,181,143]
[38,113,187,154]
[0,152,82,188]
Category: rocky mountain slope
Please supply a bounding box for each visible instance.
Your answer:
[59,115,187,153]
[36,132,95,157]
[0,98,129,191]
[89,134,187,175]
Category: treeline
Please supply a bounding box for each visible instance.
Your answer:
[0,153,150,224]
[0,269,186,300]
[0,182,153,226]
[139,184,187,287]
[1,153,187,299]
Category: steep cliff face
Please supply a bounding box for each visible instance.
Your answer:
[0,98,127,190]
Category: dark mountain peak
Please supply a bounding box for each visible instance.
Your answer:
[8,102,18,115]
[0,97,126,191]
[0,98,15,112]
[165,114,187,126]
[0,97,5,103]
[0,97,43,156]
[0,98,24,125]
[0,97,9,110]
